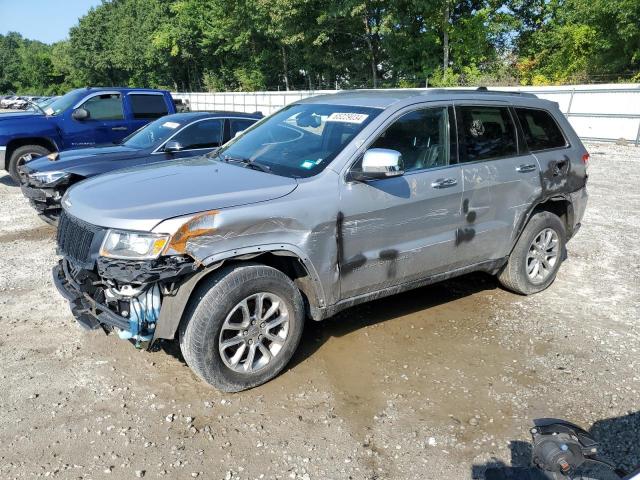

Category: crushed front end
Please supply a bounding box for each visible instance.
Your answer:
[52,210,197,349]
[19,164,70,224]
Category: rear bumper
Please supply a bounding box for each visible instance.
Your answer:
[569,185,588,238]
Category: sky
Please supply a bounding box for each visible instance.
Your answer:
[0,0,102,44]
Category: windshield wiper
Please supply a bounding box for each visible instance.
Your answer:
[8,91,47,116]
[27,99,47,116]
[218,153,271,173]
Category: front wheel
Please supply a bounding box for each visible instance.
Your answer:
[8,145,50,183]
[498,211,566,295]
[179,263,305,392]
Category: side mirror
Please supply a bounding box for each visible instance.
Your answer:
[72,108,89,121]
[351,148,404,181]
[164,140,184,153]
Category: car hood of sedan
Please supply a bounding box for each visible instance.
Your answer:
[64,156,299,231]
[25,145,142,174]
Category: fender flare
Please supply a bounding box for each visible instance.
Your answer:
[152,244,327,342]
[508,194,575,256]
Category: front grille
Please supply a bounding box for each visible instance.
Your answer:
[57,211,103,264]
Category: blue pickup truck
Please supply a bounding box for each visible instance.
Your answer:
[0,87,176,182]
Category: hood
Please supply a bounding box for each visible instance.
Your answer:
[25,145,142,175]
[0,111,43,121]
[0,112,55,139]
[64,156,299,231]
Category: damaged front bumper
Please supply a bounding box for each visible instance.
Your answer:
[20,183,64,224]
[53,259,132,332]
[53,256,197,348]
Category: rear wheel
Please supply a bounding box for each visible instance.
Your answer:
[8,145,50,183]
[179,263,305,392]
[498,211,566,295]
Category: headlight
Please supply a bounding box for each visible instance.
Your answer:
[99,229,169,260]
[30,170,70,186]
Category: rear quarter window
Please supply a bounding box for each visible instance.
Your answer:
[129,94,169,120]
[515,108,567,151]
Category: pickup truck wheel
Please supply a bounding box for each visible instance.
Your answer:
[179,263,305,392]
[8,145,50,183]
[498,211,566,295]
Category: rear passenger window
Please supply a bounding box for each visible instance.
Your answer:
[129,94,169,120]
[458,106,517,162]
[367,106,453,172]
[230,118,257,138]
[516,108,567,151]
[171,119,223,150]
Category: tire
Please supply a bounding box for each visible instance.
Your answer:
[498,211,566,295]
[179,263,305,392]
[8,145,50,183]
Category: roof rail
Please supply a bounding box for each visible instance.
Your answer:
[474,87,537,98]
[427,87,538,98]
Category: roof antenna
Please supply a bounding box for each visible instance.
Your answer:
[477,86,488,91]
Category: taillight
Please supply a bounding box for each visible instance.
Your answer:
[582,153,590,164]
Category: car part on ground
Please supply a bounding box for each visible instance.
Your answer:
[485,418,638,480]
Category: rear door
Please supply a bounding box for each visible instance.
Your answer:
[126,92,170,133]
[513,107,574,198]
[339,104,464,299]
[226,117,259,143]
[455,103,540,265]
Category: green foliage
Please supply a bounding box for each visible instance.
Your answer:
[0,0,638,94]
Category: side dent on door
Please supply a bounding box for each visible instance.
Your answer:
[338,169,464,298]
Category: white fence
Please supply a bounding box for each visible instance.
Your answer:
[173,84,640,145]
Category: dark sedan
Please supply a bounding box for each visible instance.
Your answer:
[19,111,262,224]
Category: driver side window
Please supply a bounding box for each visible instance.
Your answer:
[80,93,124,120]
[171,119,223,150]
[366,106,453,173]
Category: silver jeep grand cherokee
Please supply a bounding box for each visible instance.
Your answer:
[53,89,588,392]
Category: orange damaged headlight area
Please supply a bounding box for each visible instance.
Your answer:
[165,210,219,255]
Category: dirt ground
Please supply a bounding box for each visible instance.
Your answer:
[0,142,638,480]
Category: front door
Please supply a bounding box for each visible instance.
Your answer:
[455,104,541,265]
[338,105,464,299]
[66,92,129,147]
[162,118,224,158]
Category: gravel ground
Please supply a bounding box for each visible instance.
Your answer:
[0,143,638,480]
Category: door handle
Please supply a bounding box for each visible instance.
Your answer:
[111,126,128,131]
[431,178,458,188]
[516,164,537,173]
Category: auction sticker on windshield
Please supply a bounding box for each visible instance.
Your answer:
[162,121,181,129]
[326,112,369,124]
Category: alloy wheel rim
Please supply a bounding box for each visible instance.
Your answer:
[526,228,559,284]
[17,152,35,168]
[218,292,289,373]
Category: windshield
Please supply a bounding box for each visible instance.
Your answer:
[122,117,184,149]
[26,97,55,112]
[43,90,83,116]
[213,103,381,178]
